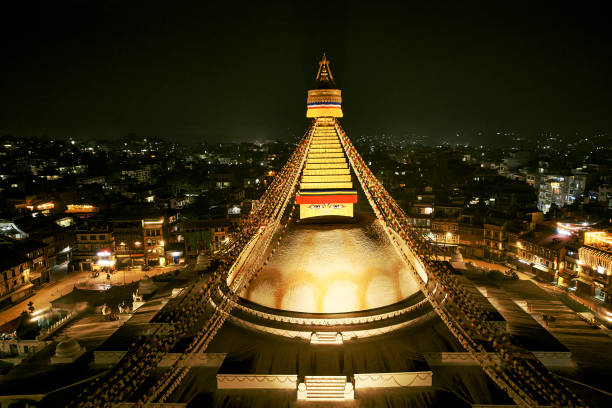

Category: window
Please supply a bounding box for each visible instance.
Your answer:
[80,236,87,241]
[99,235,105,240]
[90,235,96,241]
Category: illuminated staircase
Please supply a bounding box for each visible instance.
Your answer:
[297,376,353,401]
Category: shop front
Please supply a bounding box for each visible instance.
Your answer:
[533,263,556,283]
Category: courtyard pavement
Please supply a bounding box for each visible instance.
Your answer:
[0,264,183,326]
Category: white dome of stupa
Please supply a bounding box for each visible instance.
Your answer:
[52,337,85,364]
[450,247,466,270]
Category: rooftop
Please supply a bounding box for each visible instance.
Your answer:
[521,225,572,250]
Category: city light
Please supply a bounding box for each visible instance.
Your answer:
[96,259,115,267]
[143,218,164,225]
[0,21,607,408]
[585,231,612,246]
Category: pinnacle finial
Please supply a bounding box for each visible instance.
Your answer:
[315,53,335,88]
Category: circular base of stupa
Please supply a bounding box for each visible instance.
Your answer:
[213,283,434,340]
[214,214,431,339]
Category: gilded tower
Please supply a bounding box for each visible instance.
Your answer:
[296,55,357,219]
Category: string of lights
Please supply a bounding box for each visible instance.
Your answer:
[335,120,584,408]
[70,125,315,407]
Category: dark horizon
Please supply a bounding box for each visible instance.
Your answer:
[1,1,611,144]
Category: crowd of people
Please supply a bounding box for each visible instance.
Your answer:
[336,120,583,407]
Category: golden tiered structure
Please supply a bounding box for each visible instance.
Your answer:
[296,55,357,219]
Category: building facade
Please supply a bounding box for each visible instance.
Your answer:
[112,219,145,268]
[73,221,115,272]
[11,240,50,285]
[0,248,32,308]
[483,221,507,262]
[142,218,166,266]
[576,231,612,303]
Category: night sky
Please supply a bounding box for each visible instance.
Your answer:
[1,1,611,144]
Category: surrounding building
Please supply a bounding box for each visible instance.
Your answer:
[11,240,50,285]
[510,225,570,283]
[483,220,507,262]
[142,218,166,266]
[0,247,32,308]
[121,166,151,183]
[577,230,612,303]
[537,174,586,214]
[73,220,115,272]
[111,218,145,268]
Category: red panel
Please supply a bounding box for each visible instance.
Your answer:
[296,194,358,204]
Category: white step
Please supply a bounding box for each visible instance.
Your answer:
[310,332,343,345]
[298,376,354,401]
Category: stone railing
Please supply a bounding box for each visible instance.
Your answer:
[225,308,436,340]
[217,374,298,390]
[217,286,429,327]
[424,351,572,368]
[36,311,76,340]
[354,371,432,388]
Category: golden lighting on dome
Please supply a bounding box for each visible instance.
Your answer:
[242,218,419,313]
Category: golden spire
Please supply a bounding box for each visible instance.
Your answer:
[314,53,336,89]
[306,54,343,118]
